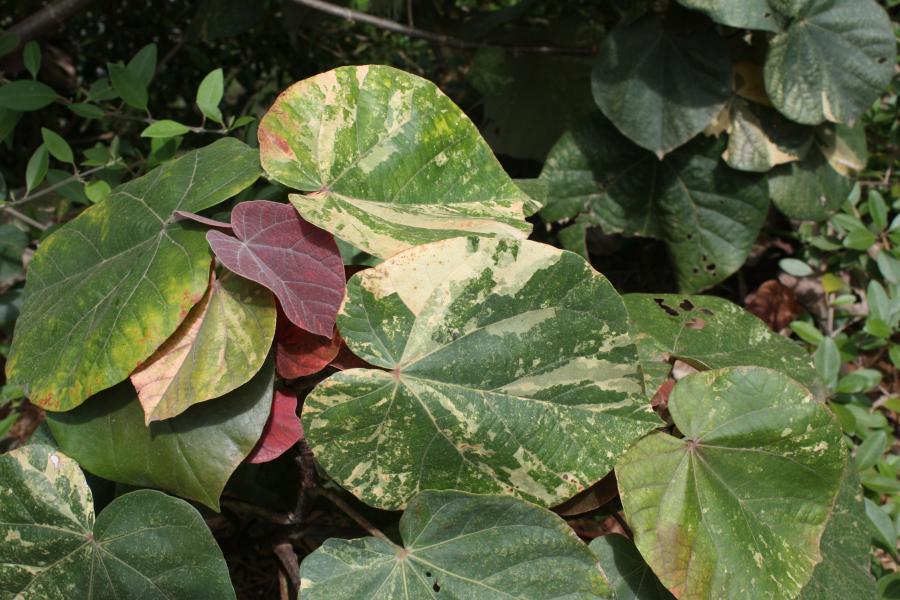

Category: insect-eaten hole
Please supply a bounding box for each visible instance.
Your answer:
[654,297,679,316]
[679,299,695,311]
[433,581,441,592]
[705,263,716,272]
[425,572,432,577]
[877,57,887,64]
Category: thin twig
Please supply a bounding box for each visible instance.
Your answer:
[315,487,395,547]
[4,162,117,209]
[291,0,596,56]
[6,0,97,46]
[273,542,300,600]
[3,207,48,230]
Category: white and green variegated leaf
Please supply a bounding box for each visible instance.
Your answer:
[617,367,846,600]
[258,65,536,259]
[723,99,812,173]
[303,236,660,510]
[624,293,820,395]
[0,445,235,599]
[764,0,895,125]
[675,0,783,31]
[299,491,613,599]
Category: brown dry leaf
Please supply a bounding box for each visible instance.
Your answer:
[745,279,804,331]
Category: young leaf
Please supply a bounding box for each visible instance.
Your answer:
[764,0,895,125]
[140,119,191,138]
[83,179,111,203]
[624,294,820,395]
[539,113,768,292]
[617,367,846,600]
[46,359,274,509]
[6,138,260,411]
[206,200,345,337]
[258,65,536,259]
[22,40,40,78]
[130,270,276,423]
[107,62,148,110]
[196,67,224,124]
[275,309,341,379]
[0,445,236,599]
[591,12,732,157]
[299,491,613,598]
[25,143,48,193]
[0,80,58,110]
[590,535,675,600]
[246,389,302,463]
[303,236,660,510]
[126,43,156,88]
[40,127,73,164]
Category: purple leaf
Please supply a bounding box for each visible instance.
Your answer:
[207,200,345,337]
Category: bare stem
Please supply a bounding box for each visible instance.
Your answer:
[314,487,395,547]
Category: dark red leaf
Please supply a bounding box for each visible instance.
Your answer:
[173,210,233,230]
[745,279,804,331]
[276,306,341,379]
[207,200,345,337]
[246,389,303,464]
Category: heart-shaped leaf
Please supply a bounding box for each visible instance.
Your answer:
[539,113,769,292]
[299,490,613,599]
[6,138,261,411]
[207,200,345,337]
[764,0,895,125]
[723,100,812,173]
[258,65,536,259]
[617,367,845,600]
[46,358,274,509]
[675,0,782,31]
[131,270,276,423]
[275,308,341,379]
[624,293,820,395]
[303,236,659,510]
[0,445,235,599]
[591,12,731,157]
[246,389,303,463]
[769,150,851,222]
[590,535,675,600]
[797,466,878,599]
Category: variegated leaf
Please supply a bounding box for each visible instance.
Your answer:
[617,367,845,600]
[299,491,613,599]
[258,65,536,259]
[130,270,276,423]
[723,99,812,173]
[303,236,660,510]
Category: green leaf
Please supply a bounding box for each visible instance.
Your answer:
[869,190,889,232]
[67,102,105,119]
[25,144,49,193]
[258,65,536,259]
[836,369,881,394]
[791,320,824,345]
[591,12,731,157]
[196,68,224,124]
[764,0,895,125]
[131,271,275,423]
[6,138,260,411]
[0,223,28,285]
[46,358,274,509]
[87,77,117,102]
[816,122,869,177]
[126,43,156,88]
[590,535,675,600]
[624,293,820,395]
[675,0,782,31]
[83,179,111,203]
[299,491,613,599]
[0,444,236,599]
[723,100,811,173]
[856,430,888,471]
[107,62,148,111]
[617,367,846,600]
[22,40,40,79]
[814,336,840,389]
[769,150,851,222]
[780,257,814,277]
[303,236,660,510]
[796,466,878,600]
[140,119,191,138]
[539,113,769,292]
[0,107,22,143]
[40,127,73,164]
[0,80,58,111]
[865,498,898,557]
[844,227,877,251]
[0,32,19,58]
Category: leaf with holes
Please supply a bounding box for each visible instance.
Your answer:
[0,445,235,599]
[258,65,536,259]
[299,490,613,599]
[5,138,260,411]
[207,200,345,337]
[46,359,274,509]
[590,535,675,600]
[303,236,659,510]
[591,11,731,157]
[797,466,878,600]
[624,293,820,395]
[130,270,276,423]
[764,0,894,125]
[246,389,303,463]
[675,0,783,31]
[616,367,845,600]
[538,113,769,292]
